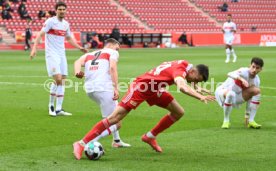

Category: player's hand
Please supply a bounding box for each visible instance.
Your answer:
[75,71,84,79]
[30,48,37,60]
[80,47,88,53]
[204,89,212,95]
[200,95,216,104]
[196,87,212,95]
[239,77,249,88]
[113,89,119,100]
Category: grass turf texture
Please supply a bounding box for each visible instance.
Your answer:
[0,47,275,171]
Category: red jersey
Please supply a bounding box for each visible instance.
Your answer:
[120,60,192,110]
[135,60,193,89]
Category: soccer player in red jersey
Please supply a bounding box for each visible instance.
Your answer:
[73,60,215,160]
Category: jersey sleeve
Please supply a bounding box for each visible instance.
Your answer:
[41,18,53,33]
[255,76,260,87]
[233,23,237,31]
[66,23,71,37]
[228,67,247,79]
[172,61,189,79]
[110,50,119,62]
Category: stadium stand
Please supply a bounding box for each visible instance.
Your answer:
[1,0,275,34]
[117,0,221,32]
[0,0,276,49]
[192,0,276,31]
[0,0,145,33]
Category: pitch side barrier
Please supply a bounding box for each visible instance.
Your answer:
[13,31,172,49]
[172,32,276,47]
[10,31,276,50]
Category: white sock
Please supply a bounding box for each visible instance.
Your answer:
[113,130,121,141]
[248,94,261,122]
[79,140,86,147]
[245,101,250,118]
[93,124,119,142]
[226,48,231,61]
[56,85,64,111]
[146,131,156,138]
[49,83,57,107]
[223,91,235,122]
[231,49,237,60]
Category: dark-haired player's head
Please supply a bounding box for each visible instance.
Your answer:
[186,64,209,83]
[249,57,264,77]
[227,14,232,22]
[105,38,120,51]
[55,1,67,19]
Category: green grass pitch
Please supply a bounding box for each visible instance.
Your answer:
[0,47,275,171]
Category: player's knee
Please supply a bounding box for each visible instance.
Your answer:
[107,115,118,125]
[109,113,123,124]
[55,79,62,85]
[226,91,235,99]
[173,108,185,120]
[178,108,185,117]
[253,87,261,95]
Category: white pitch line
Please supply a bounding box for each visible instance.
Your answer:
[1,75,276,89]
[0,75,134,79]
[0,82,44,86]
[1,76,276,90]
[260,86,276,90]
[0,75,48,78]
[0,81,276,98]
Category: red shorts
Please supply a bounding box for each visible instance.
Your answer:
[119,81,174,111]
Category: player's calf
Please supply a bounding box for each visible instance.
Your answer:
[243,87,261,128]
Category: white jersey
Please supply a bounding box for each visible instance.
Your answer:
[223,21,236,38]
[220,67,260,94]
[42,16,71,58]
[83,48,119,93]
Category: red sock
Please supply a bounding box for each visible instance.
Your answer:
[151,114,177,137]
[83,118,110,144]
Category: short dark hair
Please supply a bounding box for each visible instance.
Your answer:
[227,14,232,17]
[55,1,67,10]
[251,57,264,67]
[196,64,209,82]
[105,38,120,45]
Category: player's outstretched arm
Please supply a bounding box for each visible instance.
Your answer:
[30,30,45,60]
[66,36,88,53]
[74,55,86,78]
[174,77,215,103]
[195,84,212,95]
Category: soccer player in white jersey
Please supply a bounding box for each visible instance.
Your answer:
[30,2,88,116]
[74,38,130,148]
[222,14,238,63]
[215,57,264,129]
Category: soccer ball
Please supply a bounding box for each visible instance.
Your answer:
[84,141,104,160]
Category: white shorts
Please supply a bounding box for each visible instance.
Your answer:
[215,86,245,108]
[45,56,68,77]
[224,36,234,45]
[87,91,117,118]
